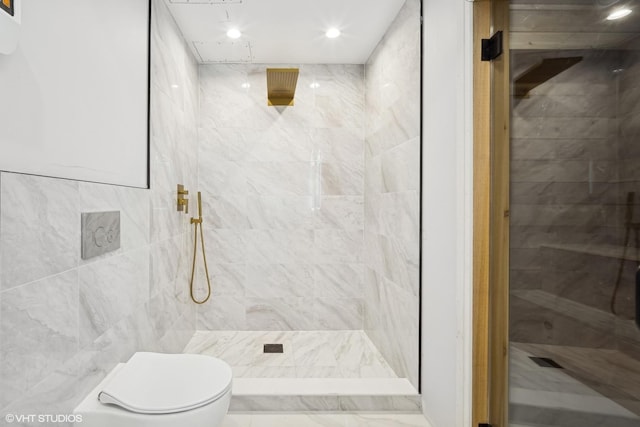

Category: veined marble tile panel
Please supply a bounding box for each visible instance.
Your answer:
[314,264,364,299]
[245,264,314,299]
[313,128,364,166]
[245,230,314,264]
[245,162,312,197]
[149,236,181,298]
[198,158,248,197]
[321,162,364,196]
[313,298,364,330]
[314,230,363,264]
[246,196,315,230]
[247,127,314,162]
[510,204,619,227]
[511,138,618,162]
[197,296,247,330]
[203,229,246,264]
[200,193,249,230]
[198,127,260,162]
[512,117,613,139]
[513,94,615,119]
[0,173,79,290]
[78,248,150,348]
[510,181,619,205]
[209,263,246,297]
[246,298,315,331]
[511,159,617,183]
[380,138,420,193]
[316,197,364,231]
[0,271,78,401]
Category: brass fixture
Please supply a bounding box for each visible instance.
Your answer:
[267,68,299,106]
[189,191,211,304]
[177,184,189,214]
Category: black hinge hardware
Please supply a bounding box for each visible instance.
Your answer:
[479,424,493,427]
[481,31,503,61]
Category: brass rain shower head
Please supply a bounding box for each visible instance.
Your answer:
[266,68,299,106]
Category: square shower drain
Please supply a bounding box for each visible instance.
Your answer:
[529,356,563,368]
[263,343,284,353]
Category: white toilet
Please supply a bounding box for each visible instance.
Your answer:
[74,352,233,427]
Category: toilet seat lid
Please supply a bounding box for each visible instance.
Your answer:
[98,352,232,414]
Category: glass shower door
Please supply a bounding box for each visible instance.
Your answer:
[508,1,640,426]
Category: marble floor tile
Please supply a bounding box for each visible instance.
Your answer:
[510,343,640,425]
[183,330,397,379]
[221,412,433,427]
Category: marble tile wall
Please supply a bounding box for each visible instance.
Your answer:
[0,0,198,421]
[196,64,366,332]
[363,0,421,390]
[510,50,640,354]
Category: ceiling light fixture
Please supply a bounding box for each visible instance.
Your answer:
[607,8,632,20]
[310,82,320,89]
[325,28,341,39]
[227,28,242,39]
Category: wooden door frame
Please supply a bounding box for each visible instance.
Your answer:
[472,1,510,426]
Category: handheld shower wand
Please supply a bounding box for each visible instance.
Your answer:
[189,191,212,304]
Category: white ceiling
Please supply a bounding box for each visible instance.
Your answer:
[164,0,407,64]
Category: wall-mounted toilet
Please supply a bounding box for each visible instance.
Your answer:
[74,352,232,427]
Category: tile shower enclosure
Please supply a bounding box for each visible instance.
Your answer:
[195,0,421,388]
[0,0,421,417]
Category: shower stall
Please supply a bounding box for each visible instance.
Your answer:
[162,0,423,406]
[508,1,640,425]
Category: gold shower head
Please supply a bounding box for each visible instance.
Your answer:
[266,68,299,106]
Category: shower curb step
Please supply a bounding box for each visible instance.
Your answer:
[230,378,421,411]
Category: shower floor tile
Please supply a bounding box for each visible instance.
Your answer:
[183,330,398,379]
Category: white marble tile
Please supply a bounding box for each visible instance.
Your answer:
[321,162,364,196]
[78,248,150,348]
[245,264,314,298]
[314,264,364,299]
[196,296,247,330]
[344,413,430,426]
[0,271,78,400]
[209,263,246,297]
[313,298,364,330]
[246,298,315,331]
[246,196,315,230]
[291,332,339,367]
[316,197,364,231]
[201,193,249,230]
[245,161,312,197]
[380,138,420,194]
[246,230,314,265]
[0,173,79,290]
[203,229,246,264]
[314,230,364,264]
[250,413,349,427]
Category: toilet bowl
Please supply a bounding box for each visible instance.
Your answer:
[74,352,232,427]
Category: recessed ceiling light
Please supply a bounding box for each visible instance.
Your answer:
[227,28,242,39]
[326,28,341,39]
[310,82,320,89]
[607,8,632,20]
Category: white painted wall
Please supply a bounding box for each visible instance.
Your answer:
[421,0,473,426]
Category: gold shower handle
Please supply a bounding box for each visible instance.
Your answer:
[177,184,189,214]
[197,191,202,218]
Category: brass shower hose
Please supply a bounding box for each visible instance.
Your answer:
[190,191,212,304]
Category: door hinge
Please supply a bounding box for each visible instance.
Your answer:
[481,31,503,61]
[479,424,493,427]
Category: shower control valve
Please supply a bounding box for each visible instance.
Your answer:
[177,184,189,214]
